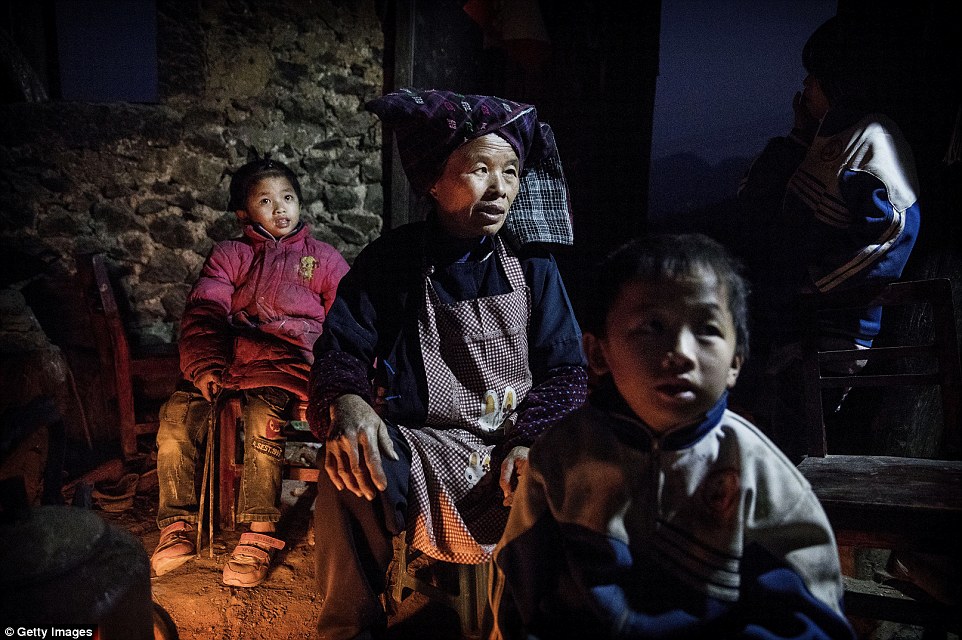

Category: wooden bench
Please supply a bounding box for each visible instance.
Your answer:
[795,278,962,633]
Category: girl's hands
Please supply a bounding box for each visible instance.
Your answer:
[195,370,223,402]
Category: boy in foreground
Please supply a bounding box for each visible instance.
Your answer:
[490,233,854,639]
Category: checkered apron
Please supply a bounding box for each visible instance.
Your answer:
[399,236,533,563]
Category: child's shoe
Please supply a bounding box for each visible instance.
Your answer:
[222,532,285,587]
[151,521,195,576]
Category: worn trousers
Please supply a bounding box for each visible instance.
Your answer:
[314,422,412,640]
[156,385,292,528]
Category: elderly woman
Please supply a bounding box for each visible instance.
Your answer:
[306,88,588,638]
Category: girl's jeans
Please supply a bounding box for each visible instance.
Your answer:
[156,385,292,528]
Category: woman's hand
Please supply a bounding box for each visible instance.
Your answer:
[499,445,529,506]
[324,394,398,500]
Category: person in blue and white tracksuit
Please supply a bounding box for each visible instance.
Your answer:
[490,233,855,640]
[735,16,920,461]
[490,234,853,640]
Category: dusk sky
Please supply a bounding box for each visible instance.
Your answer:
[649,0,835,222]
[652,0,836,164]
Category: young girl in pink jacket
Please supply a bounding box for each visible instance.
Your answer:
[150,158,349,587]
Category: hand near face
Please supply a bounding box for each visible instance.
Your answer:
[324,394,399,500]
[500,445,530,506]
[791,91,820,144]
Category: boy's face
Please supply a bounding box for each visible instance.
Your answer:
[584,270,743,434]
[236,176,301,238]
[802,73,831,119]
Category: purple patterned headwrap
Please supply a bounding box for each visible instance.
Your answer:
[366,88,574,246]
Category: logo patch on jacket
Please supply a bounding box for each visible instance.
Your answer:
[819,137,843,162]
[697,468,740,526]
[299,256,319,281]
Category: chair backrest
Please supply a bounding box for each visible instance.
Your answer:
[84,253,180,459]
[801,278,962,458]
[91,253,134,391]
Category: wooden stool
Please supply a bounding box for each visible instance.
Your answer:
[388,537,491,639]
[217,396,319,531]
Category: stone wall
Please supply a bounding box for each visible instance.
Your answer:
[0,0,384,347]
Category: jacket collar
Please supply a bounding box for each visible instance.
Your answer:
[243,221,308,243]
[423,215,496,265]
[589,378,728,451]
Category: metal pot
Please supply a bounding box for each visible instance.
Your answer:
[0,505,153,640]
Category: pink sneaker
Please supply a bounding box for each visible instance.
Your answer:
[222,532,285,587]
[150,521,195,576]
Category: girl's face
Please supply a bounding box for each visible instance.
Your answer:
[236,176,301,238]
[584,271,743,434]
[430,133,521,239]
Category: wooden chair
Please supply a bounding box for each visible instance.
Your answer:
[795,278,962,631]
[84,254,180,460]
[217,396,320,531]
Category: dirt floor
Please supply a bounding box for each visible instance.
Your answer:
[100,482,942,640]
[98,479,471,640]
[48,446,954,640]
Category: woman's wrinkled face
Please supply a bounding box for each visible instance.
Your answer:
[430,133,521,239]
